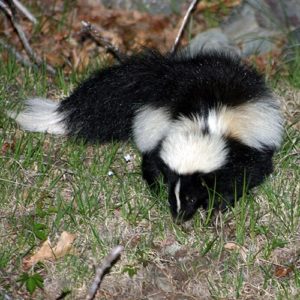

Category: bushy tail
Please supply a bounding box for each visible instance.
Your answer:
[6,98,66,135]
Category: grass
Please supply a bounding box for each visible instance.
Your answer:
[0,15,300,300]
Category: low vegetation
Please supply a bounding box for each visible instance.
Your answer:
[0,1,299,299]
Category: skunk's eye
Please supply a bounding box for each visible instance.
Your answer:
[185,196,196,204]
[201,178,206,187]
[190,198,196,204]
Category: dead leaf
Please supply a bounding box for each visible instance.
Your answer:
[1,141,15,155]
[1,0,185,74]
[45,52,66,67]
[40,17,51,35]
[53,231,76,255]
[77,49,90,73]
[23,231,76,270]
[197,0,241,12]
[275,265,293,278]
[224,242,248,262]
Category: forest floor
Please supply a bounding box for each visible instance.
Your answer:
[0,1,299,299]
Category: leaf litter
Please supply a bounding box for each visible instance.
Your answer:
[23,231,76,270]
[0,0,299,299]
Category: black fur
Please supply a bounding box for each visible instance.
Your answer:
[58,50,270,141]
[139,138,274,222]
[167,141,274,221]
[52,50,280,222]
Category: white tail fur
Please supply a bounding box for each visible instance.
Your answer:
[7,98,66,134]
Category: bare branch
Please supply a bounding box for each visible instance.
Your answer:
[0,0,56,75]
[86,245,124,300]
[12,0,37,24]
[81,21,125,63]
[171,0,200,53]
[0,37,34,68]
[0,1,10,14]
[0,0,9,14]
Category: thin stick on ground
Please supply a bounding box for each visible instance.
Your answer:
[171,0,200,53]
[0,38,34,68]
[0,0,56,75]
[81,21,125,63]
[86,245,124,300]
[12,0,37,24]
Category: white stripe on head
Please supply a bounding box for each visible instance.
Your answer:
[160,115,228,174]
[175,179,181,214]
[132,105,171,153]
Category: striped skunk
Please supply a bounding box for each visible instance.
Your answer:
[8,50,283,222]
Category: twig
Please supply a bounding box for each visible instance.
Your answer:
[3,0,17,15]
[12,0,37,24]
[0,1,8,12]
[86,245,124,300]
[81,21,125,63]
[171,0,200,53]
[0,0,56,75]
[0,37,34,68]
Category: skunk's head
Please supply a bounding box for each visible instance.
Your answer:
[158,115,227,221]
[167,174,209,222]
[158,101,283,222]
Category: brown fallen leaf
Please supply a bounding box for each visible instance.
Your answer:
[224,242,248,263]
[45,52,66,67]
[23,231,76,270]
[1,140,15,155]
[197,0,241,12]
[275,265,293,278]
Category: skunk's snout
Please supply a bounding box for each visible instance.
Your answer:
[168,177,206,223]
[170,197,201,223]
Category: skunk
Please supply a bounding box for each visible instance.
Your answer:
[8,50,283,222]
